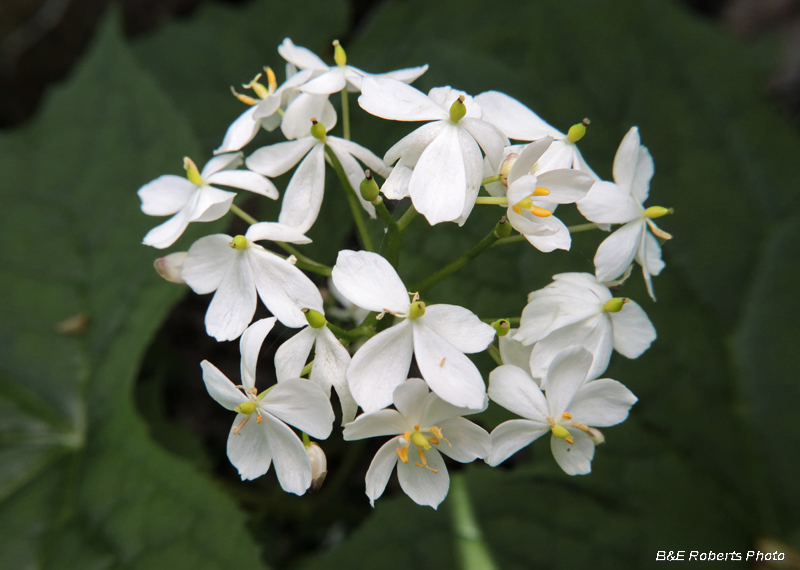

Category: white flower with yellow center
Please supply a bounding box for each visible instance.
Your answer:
[577,127,672,300]
[487,347,636,475]
[515,273,656,384]
[138,153,277,249]
[343,378,490,508]
[181,222,323,341]
[201,318,334,494]
[331,250,496,412]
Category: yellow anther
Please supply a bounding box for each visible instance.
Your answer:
[530,206,552,218]
[644,206,673,219]
[234,401,256,415]
[565,437,574,445]
[413,425,420,431]
[409,301,426,320]
[396,447,409,464]
[264,67,277,91]
[429,426,452,448]
[429,437,440,445]
[532,187,550,197]
[414,448,439,473]
[567,118,590,143]
[411,431,431,450]
[403,431,411,442]
[449,95,467,123]
[229,235,248,250]
[602,297,629,313]
[256,413,262,424]
[183,157,204,186]
[551,424,572,440]
[243,74,269,99]
[333,39,347,67]
[562,412,572,420]
[230,86,257,106]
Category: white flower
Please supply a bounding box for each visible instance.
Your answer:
[358,77,508,225]
[181,222,323,341]
[515,273,656,384]
[246,120,389,233]
[498,327,534,375]
[200,318,334,494]
[487,347,637,475]
[499,137,594,252]
[325,277,370,324]
[138,153,278,249]
[274,308,358,425]
[279,38,428,95]
[332,250,496,412]
[343,378,490,508]
[153,251,188,283]
[577,127,671,300]
[474,90,597,177]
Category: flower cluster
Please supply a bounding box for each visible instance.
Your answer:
[138,38,672,508]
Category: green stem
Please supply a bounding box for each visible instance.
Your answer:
[324,144,375,252]
[396,203,418,232]
[481,174,501,186]
[230,203,258,225]
[568,222,599,233]
[326,313,379,345]
[302,432,311,446]
[493,234,525,247]
[450,473,499,570]
[475,196,507,205]
[411,221,504,292]
[487,344,503,366]
[341,89,350,140]
[374,199,401,267]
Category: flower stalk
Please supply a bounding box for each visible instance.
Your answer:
[324,144,375,252]
[450,473,499,570]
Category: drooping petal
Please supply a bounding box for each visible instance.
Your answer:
[413,322,486,410]
[142,207,193,249]
[276,143,326,234]
[188,186,236,223]
[331,250,410,314]
[609,299,656,358]
[347,320,414,413]
[568,379,637,427]
[637,229,665,301]
[520,214,571,253]
[578,180,642,225]
[487,419,549,466]
[300,68,347,94]
[409,123,466,225]
[249,247,324,328]
[139,175,195,216]
[506,208,554,238]
[278,38,329,70]
[487,364,549,421]
[182,234,237,294]
[380,162,411,199]
[227,413,272,480]
[274,325,316,382]
[206,170,279,199]
[215,106,261,154]
[550,429,594,475]
[397,446,449,509]
[259,411,312,495]
[378,64,428,85]
[365,436,402,506]
[474,91,561,141]
[459,117,508,171]
[260,379,334,439]
[417,304,496,353]
[384,121,447,167]
[245,222,312,244]
[594,219,646,283]
[201,152,243,178]
[281,93,336,140]
[200,361,248,410]
[435,417,490,462]
[358,77,449,122]
[239,317,277,389]
[245,136,317,177]
[498,330,535,374]
[312,327,357,424]
[205,251,257,341]
[392,377,431,425]
[543,346,594,417]
[343,409,408,440]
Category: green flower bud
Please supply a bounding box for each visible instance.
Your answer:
[333,39,347,67]
[229,235,248,250]
[492,319,511,336]
[449,95,467,123]
[409,301,426,320]
[644,206,673,219]
[234,401,256,415]
[360,170,380,203]
[310,119,327,141]
[303,308,327,329]
[567,118,590,143]
[494,216,513,239]
[602,297,628,313]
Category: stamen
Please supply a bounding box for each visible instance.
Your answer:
[256,410,262,424]
[429,437,440,445]
[232,415,250,435]
[429,426,452,448]
[532,187,550,197]
[264,67,278,92]
[376,311,386,320]
[243,74,269,99]
[565,437,574,445]
[414,448,439,473]
[414,425,420,431]
[230,86,257,106]
[646,218,673,240]
[439,358,446,367]
[396,447,409,464]
[562,412,572,419]
[530,206,552,218]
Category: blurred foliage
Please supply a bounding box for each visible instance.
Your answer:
[1,0,800,569]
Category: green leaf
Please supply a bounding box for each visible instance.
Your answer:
[0,14,267,570]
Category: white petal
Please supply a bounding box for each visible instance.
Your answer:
[215,106,261,154]
[473,91,560,141]
[418,304,496,353]
[245,222,312,244]
[409,124,466,225]
[637,229,665,301]
[397,446,449,509]
[300,68,347,94]
[328,136,392,178]
[205,252,257,341]
[378,64,429,85]
[182,234,237,294]
[568,379,637,427]
[498,330,534,373]
[139,175,195,216]
[487,364,549,421]
[281,93,335,140]
[630,145,654,204]
[260,412,312,494]
[577,180,642,225]
[613,127,644,195]
[358,77,448,122]
[249,247,324,328]
[530,318,614,383]
[521,215,572,253]
[459,118,508,171]
[381,163,411,200]
[536,142,577,173]
[392,377,431,424]
[550,429,594,475]
[278,38,329,70]
[413,322,486,410]
[535,169,595,203]
[331,250,410,314]
[434,417,490,462]
[275,143,325,234]
[312,327,356,424]
[365,436,402,506]
[384,121,447,167]
[227,413,272,480]
[487,419,548,466]
[419,390,487,427]
[343,409,408,440]
[594,220,646,282]
[200,360,247,410]
[245,136,317,177]
[609,299,656,358]
[260,379,334,439]
[201,152,243,178]
[428,87,481,118]
[142,207,192,249]
[543,346,593,417]
[507,138,553,185]
[454,126,485,224]
[206,170,279,199]
[188,186,236,223]
[239,317,277,389]
[327,139,377,219]
[274,325,316,382]
[347,320,414,413]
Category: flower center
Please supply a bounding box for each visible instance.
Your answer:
[229,235,249,250]
[232,390,263,434]
[511,188,552,217]
[602,297,629,313]
[310,118,327,141]
[396,425,451,473]
[183,157,205,186]
[567,118,590,143]
[449,95,466,123]
[547,415,574,444]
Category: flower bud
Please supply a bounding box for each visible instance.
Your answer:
[310,119,327,141]
[154,252,188,283]
[229,235,248,250]
[360,170,380,203]
[332,39,347,67]
[305,442,328,492]
[303,308,327,329]
[498,153,518,186]
[183,157,204,186]
[409,301,426,320]
[644,206,673,219]
[602,297,629,313]
[493,216,512,239]
[567,118,590,143]
[491,319,511,336]
[449,95,466,123]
